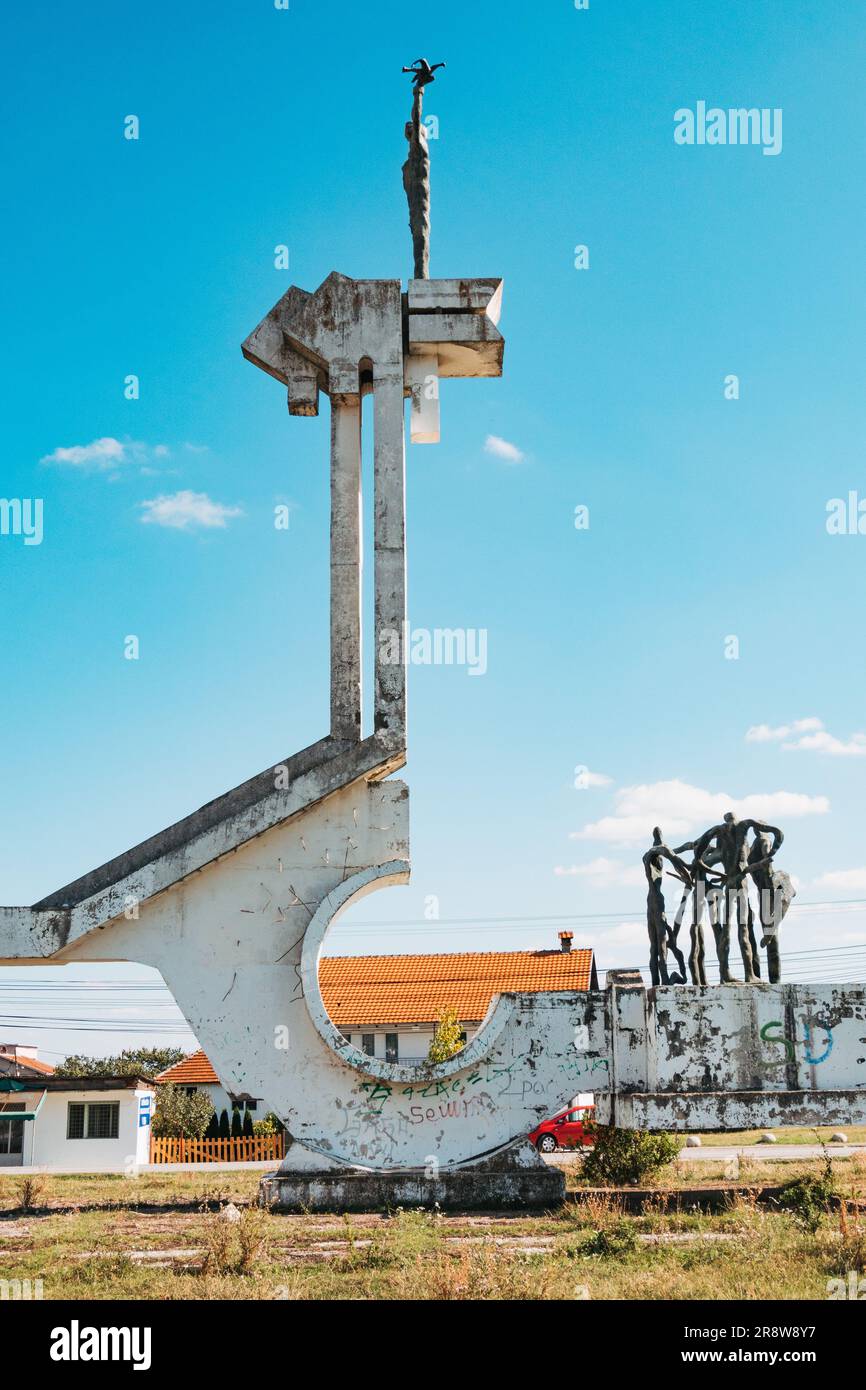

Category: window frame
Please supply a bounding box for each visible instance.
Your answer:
[66,1101,120,1141]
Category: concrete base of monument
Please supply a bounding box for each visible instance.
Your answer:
[258,1140,566,1213]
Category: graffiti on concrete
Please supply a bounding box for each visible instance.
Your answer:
[760,1019,834,1070]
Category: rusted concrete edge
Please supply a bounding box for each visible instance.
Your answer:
[1,733,404,958]
[612,1090,866,1131]
[0,908,72,960]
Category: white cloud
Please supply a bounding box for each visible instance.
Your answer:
[484,434,524,463]
[784,730,866,757]
[574,768,614,789]
[139,490,243,531]
[746,717,866,757]
[570,778,830,846]
[554,857,644,889]
[41,437,176,475]
[813,867,866,892]
[41,437,129,470]
[746,718,823,743]
[592,921,647,973]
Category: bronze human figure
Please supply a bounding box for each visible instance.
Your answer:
[666,815,792,985]
[643,827,692,986]
[674,835,726,986]
[401,60,445,278]
[746,827,795,983]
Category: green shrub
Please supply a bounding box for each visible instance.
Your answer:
[582,1125,681,1186]
[569,1219,638,1258]
[775,1172,836,1232]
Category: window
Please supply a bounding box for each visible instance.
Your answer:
[67,1102,119,1140]
[361,1034,375,1057]
[0,1117,24,1155]
[385,1033,398,1063]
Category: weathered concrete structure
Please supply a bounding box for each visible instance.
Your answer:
[1,84,864,1211]
[596,976,866,1131]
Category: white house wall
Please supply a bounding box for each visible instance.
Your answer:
[11,1087,153,1172]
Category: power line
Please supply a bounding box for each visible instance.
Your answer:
[331,898,866,929]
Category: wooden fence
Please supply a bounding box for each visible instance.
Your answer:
[149,1134,286,1164]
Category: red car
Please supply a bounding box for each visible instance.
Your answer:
[529,1104,595,1153]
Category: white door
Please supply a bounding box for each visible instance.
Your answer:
[0,1111,25,1167]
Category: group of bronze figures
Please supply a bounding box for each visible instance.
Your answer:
[644,813,796,986]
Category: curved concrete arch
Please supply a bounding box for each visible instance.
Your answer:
[300,861,514,1085]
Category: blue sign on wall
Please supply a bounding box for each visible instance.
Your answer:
[139,1112,151,1128]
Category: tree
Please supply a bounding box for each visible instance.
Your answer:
[151,1083,214,1140]
[253,1111,283,1137]
[204,1110,220,1140]
[218,1109,231,1140]
[55,1048,185,1079]
[427,1008,465,1063]
[242,1109,254,1137]
[231,1107,243,1138]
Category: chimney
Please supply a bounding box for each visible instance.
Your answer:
[558,931,573,953]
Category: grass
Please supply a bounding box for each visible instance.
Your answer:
[1,1164,865,1300]
[689,1126,866,1147]
[565,1151,866,1190]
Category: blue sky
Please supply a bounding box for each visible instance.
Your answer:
[2,0,865,1059]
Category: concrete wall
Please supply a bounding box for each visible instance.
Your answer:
[595,981,866,1130]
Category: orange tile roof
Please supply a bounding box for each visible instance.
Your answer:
[0,1053,55,1076]
[15,1055,55,1076]
[155,1050,220,1085]
[319,947,595,1027]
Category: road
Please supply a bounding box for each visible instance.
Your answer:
[547,1143,866,1163]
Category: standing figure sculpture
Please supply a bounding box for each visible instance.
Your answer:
[672,814,789,985]
[746,827,795,983]
[643,827,692,986]
[402,59,445,279]
[688,812,775,984]
[674,834,726,986]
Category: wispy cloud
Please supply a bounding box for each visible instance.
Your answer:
[138,490,243,531]
[575,768,614,788]
[554,857,644,889]
[746,718,866,757]
[746,718,823,743]
[41,437,129,470]
[484,434,524,463]
[570,778,829,846]
[40,437,172,474]
[813,867,866,892]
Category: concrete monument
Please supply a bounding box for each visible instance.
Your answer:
[1,76,864,1209]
